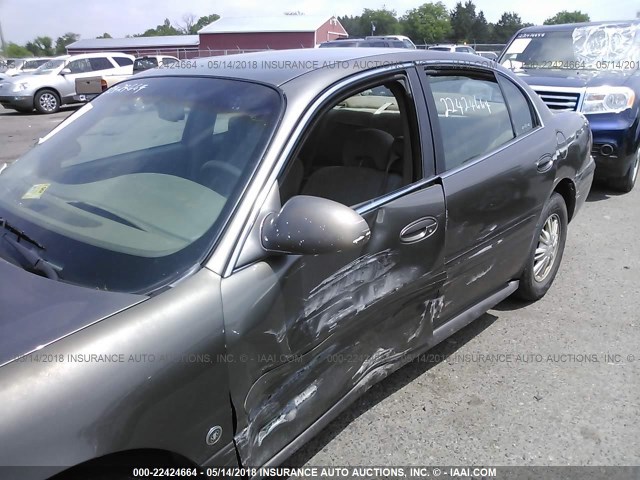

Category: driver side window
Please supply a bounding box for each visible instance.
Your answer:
[279,79,420,206]
[67,59,92,74]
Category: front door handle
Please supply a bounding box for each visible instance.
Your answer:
[400,216,438,243]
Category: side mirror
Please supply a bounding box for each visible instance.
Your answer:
[261,195,370,255]
[60,68,72,75]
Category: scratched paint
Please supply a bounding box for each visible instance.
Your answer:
[466,264,494,285]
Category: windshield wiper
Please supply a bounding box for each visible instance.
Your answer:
[0,217,46,249]
[1,235,59,280]
[0,218,59,280]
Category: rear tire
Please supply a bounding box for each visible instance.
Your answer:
[514,193,568,301]
[34,89,60,114]
[612,147,639,193]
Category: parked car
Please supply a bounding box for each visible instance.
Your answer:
[319,38,410,48]
[0,48,593,478]
[133,55,180,73]
[0,52,134,114]
[428,44,477,54]
[0,57,50,77]
[366,35,417,49]
[477,51,499,60]
[74,55,181,103]
[499,20,640,192]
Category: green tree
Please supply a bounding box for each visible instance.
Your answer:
[400,2,451,44]
[25,36,54,56]
[96,33,112,39]
[191,14,221,34]
[450,0,476,43]
[360,8,399,36]
[337,15,366,37]
[5,42,33,57]
[470,10,490,43]
[55,32,80,54]
[493,12,530,43]
[137,18,181,37]
[543,11,590,25]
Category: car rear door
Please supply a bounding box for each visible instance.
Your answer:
[220,69,447,466]
[417,64,557,323]
[60,57,119,101]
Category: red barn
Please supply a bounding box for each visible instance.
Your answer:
[198,15,348,51]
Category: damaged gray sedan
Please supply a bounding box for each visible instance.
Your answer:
[0,48,594,478]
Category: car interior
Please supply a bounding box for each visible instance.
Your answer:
[279,80,418,207]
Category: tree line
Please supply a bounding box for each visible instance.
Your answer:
[2,4,590,58]
[338,3,590,44]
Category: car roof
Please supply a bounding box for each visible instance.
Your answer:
[519,19,640,32]
[139,48,502,88]
[66,52,134,59]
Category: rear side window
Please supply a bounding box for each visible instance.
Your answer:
[425,71,515,171]
[89,57,114,71]
[162,57,178,65]
[498,76,536,136]
[114,57,133,67]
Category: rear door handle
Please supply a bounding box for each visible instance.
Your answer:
[536,154,554,173]
[400,217,438,243]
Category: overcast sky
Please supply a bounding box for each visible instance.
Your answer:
[1,0,638,44]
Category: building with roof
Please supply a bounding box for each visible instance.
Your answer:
[66,35,200,58]
[198,16,347,51]
[65,16,348,59]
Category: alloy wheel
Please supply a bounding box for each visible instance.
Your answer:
[534,213,561,283]
[38,92,58,113]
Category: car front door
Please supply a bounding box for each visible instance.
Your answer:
[417,65,557,323]
[220,71,447,466]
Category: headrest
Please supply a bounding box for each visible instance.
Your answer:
[342,128,394,170]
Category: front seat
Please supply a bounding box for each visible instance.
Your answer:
[301,128,401,206]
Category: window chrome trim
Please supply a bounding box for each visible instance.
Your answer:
[210,62,416,278]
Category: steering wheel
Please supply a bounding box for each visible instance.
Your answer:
[199,160,242,196]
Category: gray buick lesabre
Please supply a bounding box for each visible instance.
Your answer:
[0,48,594,479]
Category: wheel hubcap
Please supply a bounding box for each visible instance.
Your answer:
[534,213,560,283]
[39,93,57,112]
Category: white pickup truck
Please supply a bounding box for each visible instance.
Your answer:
[74,55,180,102]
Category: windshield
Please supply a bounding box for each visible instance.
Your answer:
[23,59,48,70]
[501,23,640,70]
[134,57,159,72]
[0,76,281,293]
[33,59,65,74]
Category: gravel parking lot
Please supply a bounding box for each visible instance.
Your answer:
[1,107,638,467]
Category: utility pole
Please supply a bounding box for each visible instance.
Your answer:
[0,19,6,55]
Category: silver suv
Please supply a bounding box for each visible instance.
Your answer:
[0,52,134,114]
